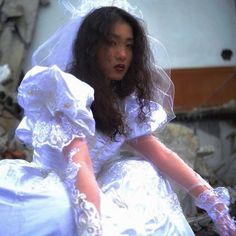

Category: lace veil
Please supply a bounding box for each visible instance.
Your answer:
[31,0,175,124]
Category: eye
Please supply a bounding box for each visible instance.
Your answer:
[107,40,117,47]
[126,43,133,49]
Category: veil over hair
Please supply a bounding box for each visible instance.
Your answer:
[31,0,175,124]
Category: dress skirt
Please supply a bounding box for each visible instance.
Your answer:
[0,158,194,236]
[98,157,195,236]
[0,159,76,236]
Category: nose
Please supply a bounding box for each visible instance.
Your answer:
[116,46,127,60]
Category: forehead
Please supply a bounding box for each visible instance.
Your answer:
[109,20,134,40]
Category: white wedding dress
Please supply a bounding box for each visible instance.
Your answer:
[0,66,194,235]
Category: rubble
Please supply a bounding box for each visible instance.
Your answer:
[0,0,49,162]
[0,64,11,84]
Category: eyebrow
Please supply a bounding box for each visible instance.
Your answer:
[109,33,134,42]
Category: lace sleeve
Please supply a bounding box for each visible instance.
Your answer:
[65,145,103,235]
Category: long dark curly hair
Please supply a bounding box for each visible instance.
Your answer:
[68,6,155,140]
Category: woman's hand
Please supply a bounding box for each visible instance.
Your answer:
[195,188,236,236]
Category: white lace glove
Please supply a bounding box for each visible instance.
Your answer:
[74,192,103,236]
[195,187,236,236]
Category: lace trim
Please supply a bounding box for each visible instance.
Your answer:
[187,173,212,193]
[32,113,85,150]
[65,148,81,181]
[73,192,103,235]
[195,187,230,212]
[65,149,102,235]
[195,187,236,236]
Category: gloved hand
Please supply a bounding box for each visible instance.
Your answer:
[195,187,236,236]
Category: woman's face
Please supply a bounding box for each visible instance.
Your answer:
[97,20,134,81]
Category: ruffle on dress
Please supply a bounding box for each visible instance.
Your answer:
[123,95,167,139]
[15,65,95,151]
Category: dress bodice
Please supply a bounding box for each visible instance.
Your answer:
[88,133,125,175]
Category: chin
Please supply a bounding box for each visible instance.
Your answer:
[110,74,126,81]
[108,76,124,81]
[113,77,124,81]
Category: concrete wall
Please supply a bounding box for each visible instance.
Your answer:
[132,0,236,68]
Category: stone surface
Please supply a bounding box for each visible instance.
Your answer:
[0,0,48,162]
[0,0,41,92]
[194,120,236,186]
[0,64,11,84]
[217,121,236,185]
[40,0,50,6]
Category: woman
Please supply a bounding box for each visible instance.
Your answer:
[0,5,235,236]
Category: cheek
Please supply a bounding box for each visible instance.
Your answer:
[104,50,114,63]
[101,55,112,70]
[98,55,112,75]
[97,51,109,69]
[97,47,110,62]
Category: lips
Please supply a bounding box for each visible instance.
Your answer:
[114,64,125,72]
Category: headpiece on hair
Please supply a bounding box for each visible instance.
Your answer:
[59,0,142,18]
[31,0,175,123]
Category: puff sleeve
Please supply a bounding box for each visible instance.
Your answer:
[15,65,95,151]
[124,96,169,140]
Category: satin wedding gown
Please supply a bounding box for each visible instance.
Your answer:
[0,65,194,235]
